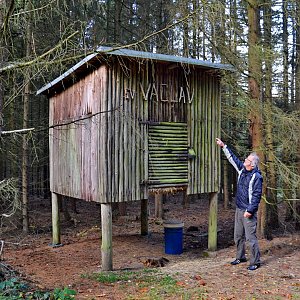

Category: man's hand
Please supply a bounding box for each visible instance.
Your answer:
[244,211,252,218]
[216,138,225,148]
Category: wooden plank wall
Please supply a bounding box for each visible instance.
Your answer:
[187,71,221,194]
[50,60,149,203]
[49,66,104,201]
[147,64,187,123]
[98,58,148,202]
[49,57,221,203]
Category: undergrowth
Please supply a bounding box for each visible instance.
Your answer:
[0,278,76,300]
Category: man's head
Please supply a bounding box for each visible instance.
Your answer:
[244,152,260,171]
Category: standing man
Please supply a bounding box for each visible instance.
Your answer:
[216,138,263,271]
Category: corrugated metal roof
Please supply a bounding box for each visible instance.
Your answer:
[37,46,234,95]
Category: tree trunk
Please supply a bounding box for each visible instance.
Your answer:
[282,0,289,111]
[247,0,266,237]
[140,199,148,235]
[61,197,72,221]
[191,0,198,58]
[262,0,278,232]
[282,0,294,222]
[118,202,127,216]
[294,0,300,230]
[22,96,29,233]
[0,0,13,178]
[155,0,170,54]
[182,0,189,57]
[218,0,229,210]
[114,0,121,44]
[22,0,33,233]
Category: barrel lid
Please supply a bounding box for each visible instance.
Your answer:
[163,220,184,228]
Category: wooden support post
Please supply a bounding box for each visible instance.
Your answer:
[61,197,71,221]
[118,202,127,216]
[182,189,189,208]
[51,192,61,246]
[101,203,113,271]
[140,199,148,235]
[208,192,218,251]
[155,193,163,219]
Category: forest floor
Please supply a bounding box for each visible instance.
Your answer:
[1,193,300,299]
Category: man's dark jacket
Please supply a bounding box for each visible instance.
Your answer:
[222,145,263,214]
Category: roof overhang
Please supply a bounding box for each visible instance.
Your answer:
[37,46,234,96]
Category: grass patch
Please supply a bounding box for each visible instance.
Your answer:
[83,269,208,299]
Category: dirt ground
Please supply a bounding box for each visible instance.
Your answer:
[1,193,300,299]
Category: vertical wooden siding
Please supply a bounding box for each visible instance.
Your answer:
[147,64,187,123]
[187,72,220,194]
[50,66,104,201]
[98,59,148,202]
[49,58,221,203]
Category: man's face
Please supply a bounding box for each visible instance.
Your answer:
[244,155,255,171]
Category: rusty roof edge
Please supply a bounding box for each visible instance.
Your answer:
[37,46,234,96]
[97,46,234,70]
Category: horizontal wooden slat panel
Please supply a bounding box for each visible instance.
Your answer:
[148,123,188,187]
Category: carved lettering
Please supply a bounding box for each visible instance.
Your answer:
[178,87,186,103]
[137,83,194,103]
[160,84,168,102]
[124,88,135,100]
[150,84,159,102]
[187,88,194,104]
[140,83,152,101]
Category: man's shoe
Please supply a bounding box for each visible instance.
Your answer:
[230,258,247,265]
[247,264,260,271]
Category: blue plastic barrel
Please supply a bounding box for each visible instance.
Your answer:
[163,220,184,255]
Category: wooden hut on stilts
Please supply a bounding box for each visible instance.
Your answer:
[37,46,233,271]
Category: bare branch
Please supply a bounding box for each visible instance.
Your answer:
[0,31,79,74]
[1,128,35,135]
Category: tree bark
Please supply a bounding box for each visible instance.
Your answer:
[118,202,127,216]
[247,0,266,237]
[22,0,33,233]
[182,0,189,57]
[294,0,300,230]
[0,0,13,179]
[140,199,148,235]
[283,0,294,222]
[262,0,278,232]
[282,0,289,110]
